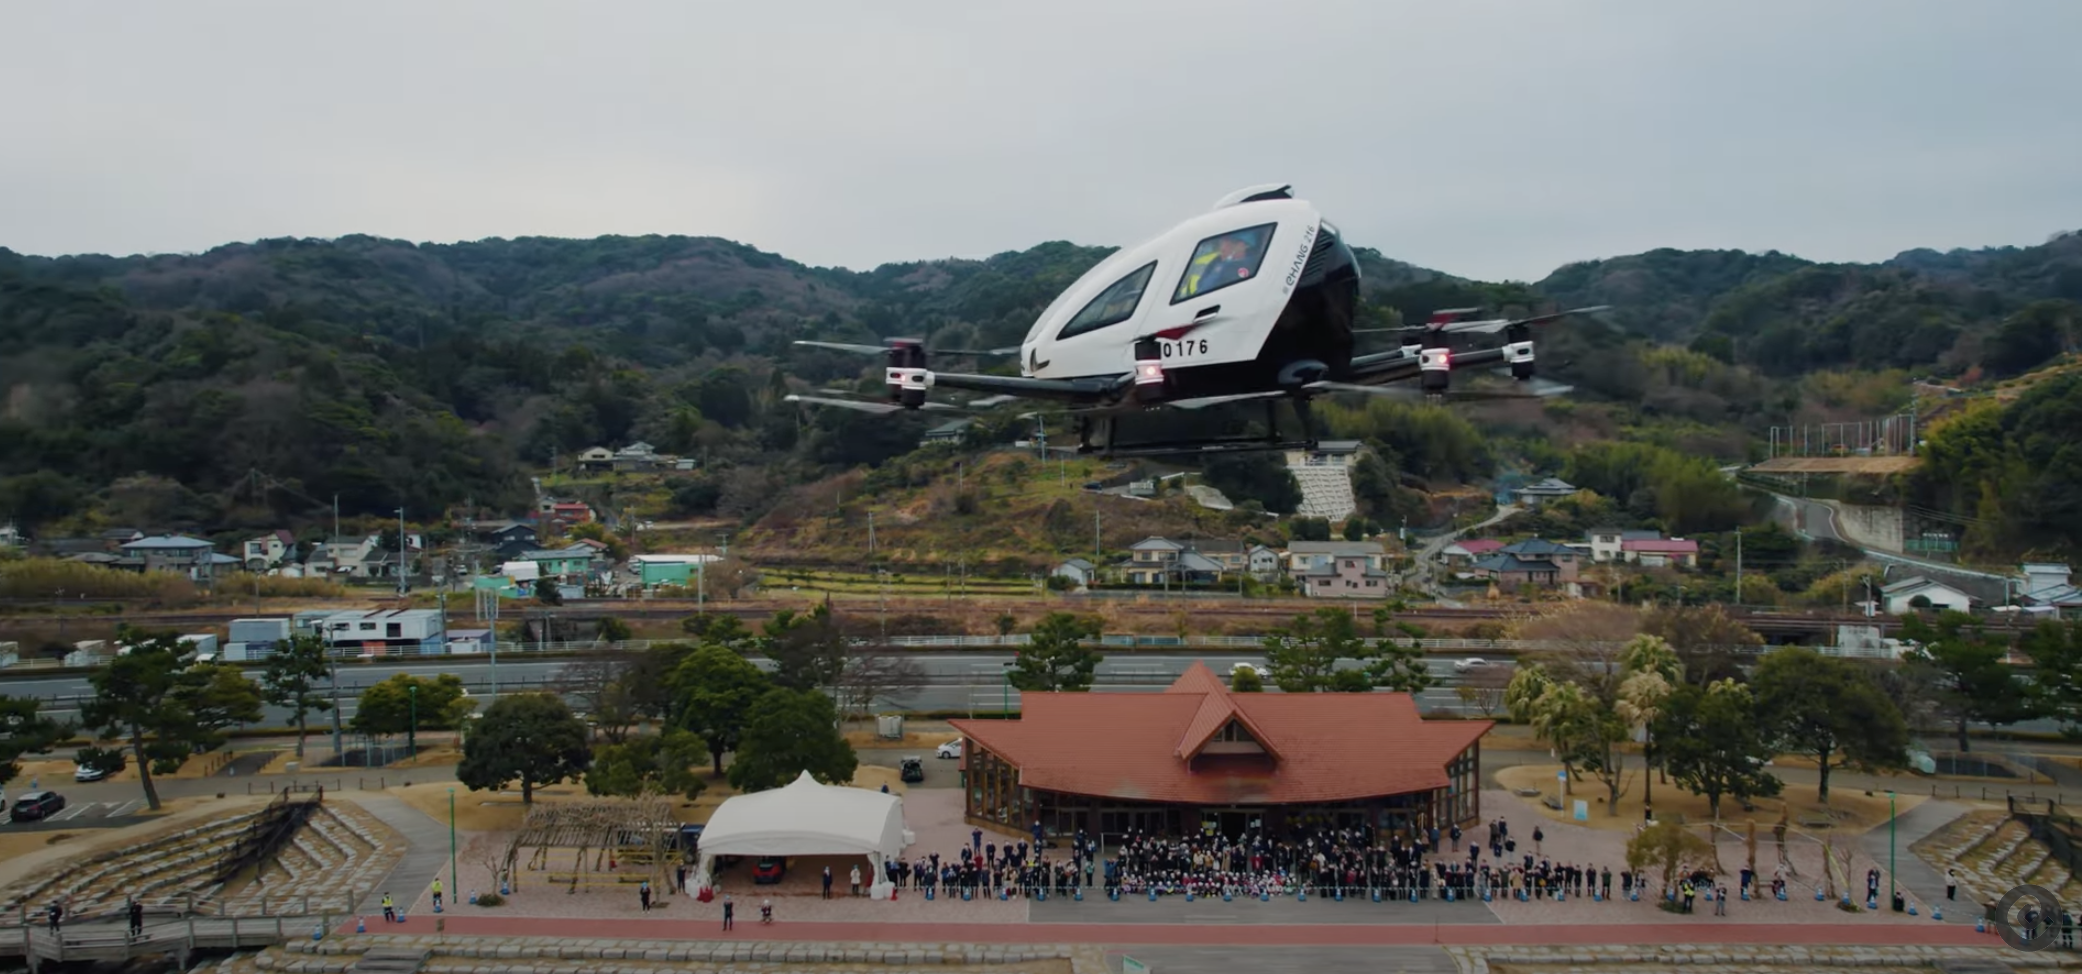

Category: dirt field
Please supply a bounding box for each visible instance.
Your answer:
[388,761,913,834]
[1494,764,1922,833]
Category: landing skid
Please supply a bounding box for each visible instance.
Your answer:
[1076,397,1320,459]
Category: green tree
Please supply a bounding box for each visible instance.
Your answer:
[351,673,474,736]
[1230,665,1264,692]
[2019,619,2082,735]
[1615,635,1682,809]
[1901,610,2034,751]
[726,688,857,793]
[0,696,71,786]
[1752,647,1908,802]
[762,605,846,691]
[1656,679,1782,818]
[261,633,333,760]
[534,577,563,605]
[79,630,212,811]
[1263,608,1431,693]
[585,729,709,800]
[457,692,592,804]
[1009,612,1104,692]
[672,644,771,774]
[680,613,757,652]
[184,663,266,742]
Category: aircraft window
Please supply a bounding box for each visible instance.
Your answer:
[1059,261,1157,339]
[1172,223,1276,304]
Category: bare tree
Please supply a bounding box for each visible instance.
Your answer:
[1456,664,1511,718]
[551,653,640,744]
[832,644,927,719]
[1514,602,1643,706]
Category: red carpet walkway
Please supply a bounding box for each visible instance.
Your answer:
[349,915,1996,948]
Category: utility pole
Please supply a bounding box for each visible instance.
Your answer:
[396,507,408,598]
[333,495,340,543]
[1094,508,1101,561]
[327,624,343,758]
[1734,528,1743,606]
[867,512,876,553]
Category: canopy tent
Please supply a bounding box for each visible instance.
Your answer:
[692,771,909,894]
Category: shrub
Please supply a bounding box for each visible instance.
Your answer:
[475,892,505,907]
[0,559,197,602]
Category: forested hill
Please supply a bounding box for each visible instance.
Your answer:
[0,227,2078,554]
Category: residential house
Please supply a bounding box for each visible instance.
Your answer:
[612,441,663,472]
[1301,552,1390,600]
[1246,544,1282,580]
[1120,537,1227,585]
[1622,538,1700,568]
[1439,539,1503,566]
[548,501,593,524]
[119,535,217,578]
[470,520,539,546]
[521,544,598,580]
[1282,440,1365,469]
[1468,553,1564,588]
[1468,538,1582,588]
[2019,563,2082,617]
[1284,540,1387,575]
[0,523,22,549]
[919,419,972,447]
[576,447,616,471]
[242,530,297,571]
[1053,558,1096,588]
[306,536,380,577]
[1881,576,1974,615]
[1510,478,1579,508]
[1585,527,1663,564]
[66,551,139,571]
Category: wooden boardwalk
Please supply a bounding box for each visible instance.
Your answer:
[0,914,330,970]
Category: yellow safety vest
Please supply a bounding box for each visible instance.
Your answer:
[1180,250,1222,297]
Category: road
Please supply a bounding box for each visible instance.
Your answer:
[1410,503,1520,601]
[0,654,1514,727]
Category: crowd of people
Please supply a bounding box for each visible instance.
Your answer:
[860,816,1713,904]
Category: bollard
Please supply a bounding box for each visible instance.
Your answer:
[1297,889,1306,902]
[1867,897,1877,911]
[1741,888,1750,901]
[1631,890,1641,901]
[1109,888,1120,901]
[962,888,973,901]
[1223,891,1232,902]
[1413,890,1421,903]
[356,917,366,934]
[1000,888,1010,901]
[1148,889,1157,902]
[1976,917,1986,933]
[1776,890,1786,901]
[1035,888,1045,901]
[1443,889,1452,902]
[1933,905,1942,920]
[1371,889,1380,903]
[1593,891,1601,902]
[501,881,510,896]
[1483,889,1493,902]
[434,901,443,914]
[1073,889,1082,902]
[1334,888,1344,902]
[1184,890,1194,903]
[1260,890,1269,902]
[1908,903,1918,915]
[925,887,935,901]
[1555,891,1563,902]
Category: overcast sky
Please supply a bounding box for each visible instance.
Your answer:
[4,0,2078,282]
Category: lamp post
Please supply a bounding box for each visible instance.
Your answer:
[408,683,418,759]
[448,787,458,902]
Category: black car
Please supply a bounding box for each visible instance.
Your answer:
[9,791,65,822]
[899,757,925,783]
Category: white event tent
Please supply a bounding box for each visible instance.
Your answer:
[692,771,909,896]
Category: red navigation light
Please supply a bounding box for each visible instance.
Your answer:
[1136,362,1165,385]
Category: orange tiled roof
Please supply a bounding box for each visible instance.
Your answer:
[949,661,1488,805]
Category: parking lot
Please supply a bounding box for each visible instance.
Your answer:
[856,746,963,790]
[5,799,146,830]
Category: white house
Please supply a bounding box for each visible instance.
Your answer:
[1584,527,1663,564]
[243,530,297,571]
[1511,478,1579,508]
[1285,540,1386,574]
[1881,576,1973,615]
[1053,558,1096,588]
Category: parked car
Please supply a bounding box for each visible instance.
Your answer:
[900,756,925,783]
[1452,658,1489,672]
[9,791,65,822]
[74,763,108,783]
[935,740,962,759]
[1230,662,1261,677]
[751,857,787,884]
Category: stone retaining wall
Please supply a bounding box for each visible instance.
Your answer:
[259,935,1105,974]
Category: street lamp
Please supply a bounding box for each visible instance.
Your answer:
[408,683,418,759]
[448,787,458,905]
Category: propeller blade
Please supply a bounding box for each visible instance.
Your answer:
[964,394,1020,408]
[1488,371,1577,397]
[784,394,901,414]
[1166,391,1290,410]
[933,346,1022,356]
[793,340,889,356]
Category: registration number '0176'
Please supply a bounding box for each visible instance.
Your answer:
[1159,338,1211,359]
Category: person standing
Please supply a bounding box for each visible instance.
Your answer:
[721,894,734,931]
[431,878,443,911]
[1531,826,1543,856]
[128,898,144,939]
[1945,869,1958,901]
[822,866,833,899]
[381,894,396,923]
[47,901,61,934]
[1714,884,1728,916]
[850,864,863,896]
[639,880,652,911]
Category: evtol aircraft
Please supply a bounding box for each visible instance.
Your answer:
[788,184,1608,457]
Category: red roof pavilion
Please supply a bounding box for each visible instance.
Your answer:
[949,661,1490,807]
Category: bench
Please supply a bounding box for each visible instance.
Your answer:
[1542,795,1564,811]
[1797,814,1835,829]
